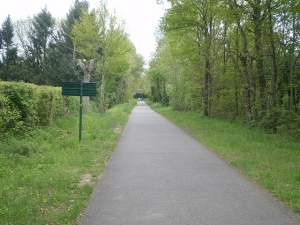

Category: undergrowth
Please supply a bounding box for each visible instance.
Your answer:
[0,101,136,225]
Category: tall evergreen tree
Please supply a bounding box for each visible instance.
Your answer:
[27,7,55,84]
[60,0,89,64]
[0,15,18,81]
[42,1,90,86]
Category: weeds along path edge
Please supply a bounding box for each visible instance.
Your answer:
[148,102,300,214]
[0,102,136,225]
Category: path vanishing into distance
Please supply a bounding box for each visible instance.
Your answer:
[79,102,300,225]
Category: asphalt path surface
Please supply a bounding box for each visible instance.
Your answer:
[79,101,300,225]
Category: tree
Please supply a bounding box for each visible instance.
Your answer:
[153,0,300,137]
[14,18,32,58]
[27,7,55,84]
[11,2,93,86]
[71,9,100,113]
[155,0,223,113]
[71,1,132,113]
[124,47,144,102]
[44,0,90,86]
[0,15,19,81]
[77,59,95,113]
[160,0,219,116]
[61,0,89,65]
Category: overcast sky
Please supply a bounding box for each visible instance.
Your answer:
[0,0,169,64]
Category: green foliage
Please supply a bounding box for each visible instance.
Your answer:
[0,1,143,112]
[147,0,300,138]
[0,15,14,50]
[0,101,135,224]
[0,2,89,86]
[71,1,143,112]
[71,9,99,58]
[0,15,19,81]
[61,0,89,52]
[1,138,37,156]
[0,81,78,136]
[148,67,169,105]
[26,7,56,84]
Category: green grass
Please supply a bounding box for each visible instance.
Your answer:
[0,101,136,225]
[148,101,300,214]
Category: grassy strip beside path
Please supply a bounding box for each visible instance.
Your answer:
[148,102,300,214]
[0,102,135,225]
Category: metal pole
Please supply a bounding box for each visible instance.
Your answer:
[79,80,83,141]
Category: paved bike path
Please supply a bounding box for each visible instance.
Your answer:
[79,102,300,225]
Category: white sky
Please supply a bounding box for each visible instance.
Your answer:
[0,0,168,63]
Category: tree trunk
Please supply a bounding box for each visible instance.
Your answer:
[201,20,212,117]
[268,9,278,133]
[238,21,252,124]
[73,45,76,65]
[203,59,210,117]
[77,59,95,113]
[228,0,252,124]
[289,16,296,122]
[100,57,105,114]
[252,0,266,113]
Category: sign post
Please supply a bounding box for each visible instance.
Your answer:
[79,80,83,141]
[62,80,96,141]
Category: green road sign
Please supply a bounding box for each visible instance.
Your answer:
[62,80,96,96]
[61,80,97,141]
[82,82,97,96]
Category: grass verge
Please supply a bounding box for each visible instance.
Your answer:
[0,101,136,225]
[147,101,300,214]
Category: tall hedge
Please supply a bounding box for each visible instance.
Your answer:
[0,82,78,135]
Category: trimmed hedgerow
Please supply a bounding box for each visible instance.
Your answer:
[0,82,78,135]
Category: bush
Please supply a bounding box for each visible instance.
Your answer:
[0,82,78,136]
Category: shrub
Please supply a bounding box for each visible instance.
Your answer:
[0,82,78,135]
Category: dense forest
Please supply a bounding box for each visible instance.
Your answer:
[0,0,144,111]
[146,0,300,138]
[1,0,299,137]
